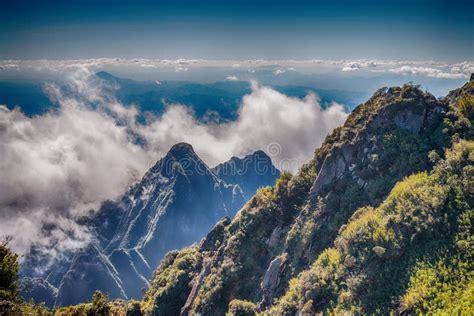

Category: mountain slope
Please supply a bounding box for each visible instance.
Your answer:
[141,79,473,315]
[21,144,279,307]
[269,140,473,314]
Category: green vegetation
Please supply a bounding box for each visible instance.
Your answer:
[141,246,202,314]
[458,95,474,120]
[0,237,50,315]
[226,299,257,316]
[0,236,19,301]
[269,140,473,314]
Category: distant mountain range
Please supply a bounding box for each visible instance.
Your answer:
[20,143,279,307]
[0,71,367,118]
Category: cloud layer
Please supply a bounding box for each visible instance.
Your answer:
[0,67,347,257]
[1,58,472,79]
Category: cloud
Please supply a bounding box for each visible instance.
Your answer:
[0,68,348,259]
[341,60,377,72]
[1,59,471,80]
[140,81,347,170]
[387,65,468,79]
[226,76,239,81]
[273,69,286,75]
[0,67,153,258]
[342,64,360,72]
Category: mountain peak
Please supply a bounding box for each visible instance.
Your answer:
[168,142,195,154]
[213,149,280,198]
[165,142,198,161]
[250,149,272,161]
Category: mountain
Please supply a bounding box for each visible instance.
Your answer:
[137,79,473,315]
[95,71,366,118]
[21,144,279,307]
[8,78,473,315]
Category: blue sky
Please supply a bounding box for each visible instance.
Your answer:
[1,0,472,61]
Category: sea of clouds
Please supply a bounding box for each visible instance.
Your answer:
[0,64,348,260]
[1,58,472,79]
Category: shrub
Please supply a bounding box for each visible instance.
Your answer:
[0,236,19,301]
[227,299,257,316]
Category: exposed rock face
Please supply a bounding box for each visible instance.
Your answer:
[260,255,286,308]
[21,144,279,307]
[310,85,444,198]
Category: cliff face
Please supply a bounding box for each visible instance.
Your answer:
[21,145,279,307]
[142,80,473,315]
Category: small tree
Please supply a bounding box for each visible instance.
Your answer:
[227,299,257,316]
[90,290,109,315]
[0,236,19,301]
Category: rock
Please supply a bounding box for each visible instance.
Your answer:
[181,261,212,316]
[267,226,282,248]
[260,255,286,308]
[199,216,231,252]
[309,149,347,195]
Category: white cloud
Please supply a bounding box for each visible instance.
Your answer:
[273,69,286,75]
[226,76,239,81]
[342,65,360,72]
[1,58,471,80]
[387,65,468,79]
[140,81,347,170]
[0,68,348,258]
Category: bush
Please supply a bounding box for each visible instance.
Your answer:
[0,236,19,301]
[458,95,474,120]
[227,299,257,316]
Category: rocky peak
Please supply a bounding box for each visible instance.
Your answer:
[166,142,198,160]
[311,84,445,197]
[213,150,280,198]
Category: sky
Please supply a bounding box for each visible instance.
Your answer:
[1,0,472,61]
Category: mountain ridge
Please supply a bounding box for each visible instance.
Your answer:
[20,144,280,307]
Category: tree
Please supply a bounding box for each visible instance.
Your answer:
[89,290,109,315]
[0,236,19,301]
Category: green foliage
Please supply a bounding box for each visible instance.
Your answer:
[54,291,117,316]
[0,238,54,315]
[458,93,474,121]
[269,140,474,314]
[400,257,473,314]
[227,299,257,316]
[190,162,316,315]
[55,303,94,316]
[141,246,202,315]
[91,290,109,315]
[0,236,20,301]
